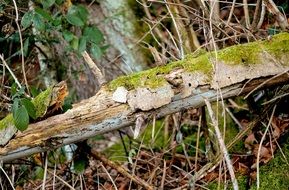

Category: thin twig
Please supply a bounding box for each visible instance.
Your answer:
[263,0,289,30]
[100,163,118,190]
[244,70,289,99]
[243,0,251,28]
[11,0,29,94]
[225,107,243,131]
[0,54,21,88]
[251,0,262,31]
[256,105,276,189]
[164,0,184,59]
[257,2,266,29]
[0,164,15,190]
[160,160,166,190]
[204,99,239,190]
[47,170,75,190]
[82,51,106,86]
[226,0,237,25]
[91,149,154,190]
[42,153,48,190]
[192,113,202,189]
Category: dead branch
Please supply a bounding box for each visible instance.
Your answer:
[1,33,289,162]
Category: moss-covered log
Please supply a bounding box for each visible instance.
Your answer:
[1,33,289,162]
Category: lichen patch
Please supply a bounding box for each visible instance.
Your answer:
[127,84,174,111]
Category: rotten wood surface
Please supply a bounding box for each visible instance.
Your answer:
[0,73,288,162]
[1,33,289,162]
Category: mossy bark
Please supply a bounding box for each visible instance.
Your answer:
[1,33,289,162]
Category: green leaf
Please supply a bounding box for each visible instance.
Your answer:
[78,36,87,53]
[30,86,41,97]
[52,14,62,27]
[12,86,25,99]
[62,96,72,112]
[63,30,74,42]
[83,26,103,44]
[77,5,89,23]
[70,37,79,50]
[23,38,29,57]
[65,5,88,26]
[33,14,45,31]
[35,7,53,21]
[11,83,18,96]
[66,14,84,26]
[41,0,55,9]
[55,0,64,5]
[12,98,19,116]
[13,105,29,131]
[90,43,102,59]
[21,98,36,120]
[21,11,33,28]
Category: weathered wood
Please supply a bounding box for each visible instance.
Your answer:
[1,33,289,162]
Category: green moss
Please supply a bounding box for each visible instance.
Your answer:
[31,87,53,118]
[181,53,212,74]
[249,137,289,190]
[0,114,13,130]
[207,174,248,190]
[109,32,289,91]
[109,53,213,90]
[218,32,289,65]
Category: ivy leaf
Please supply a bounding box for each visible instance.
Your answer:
[35,7,53,22]
[90,43,102,59]
[13,105,29,131]
[21,98,36,120]
[33,14,45,31]
[12,98,19,116]
[23,38,29,57]
[41,0,55,9]
[21,11,34,28]
[66,5,88,27]
[63,30,74,42]
[30,86,41,97]
[70,36,79,50]
[77,5,89,22]
[78,36,87,53]
[83,26,103,44]
[11,83,18,96]
[55,0,64,5]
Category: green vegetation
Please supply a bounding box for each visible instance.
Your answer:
[250,137,289,190]
[108,53,213,90]
[109,33,289,91]
[208,135,289,190]
[218,32,289,64]
[103,120,167,162]
[0,85,52,131]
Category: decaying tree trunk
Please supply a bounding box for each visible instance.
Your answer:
[1,33,289,162]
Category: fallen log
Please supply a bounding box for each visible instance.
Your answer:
[1,32,289,162]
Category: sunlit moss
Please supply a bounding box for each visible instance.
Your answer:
[109,33,289,91]
[218,32,289,65]
[0,114,14,130]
